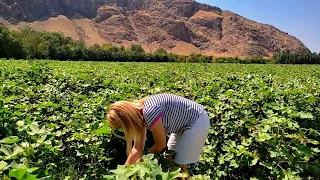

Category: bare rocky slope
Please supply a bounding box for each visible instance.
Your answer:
[0,0,309,57]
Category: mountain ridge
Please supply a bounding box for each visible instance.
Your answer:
[0,0,309,57]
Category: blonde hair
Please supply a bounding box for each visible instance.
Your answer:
[107,100,145,156]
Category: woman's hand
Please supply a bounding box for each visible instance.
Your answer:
[164,150,175,161]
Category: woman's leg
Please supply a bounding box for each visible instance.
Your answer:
[173,112,210,176]
[165,133,181,162]
[167,133,182,152]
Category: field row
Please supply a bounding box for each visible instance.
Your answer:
[0,60,320,179]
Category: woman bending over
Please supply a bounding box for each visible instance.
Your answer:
[107,93,210,174]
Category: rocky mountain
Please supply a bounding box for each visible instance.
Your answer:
[0,0,309,57]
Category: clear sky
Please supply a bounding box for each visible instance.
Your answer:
[196,0,320,53]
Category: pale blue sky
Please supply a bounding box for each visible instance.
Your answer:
[197,0,320,53]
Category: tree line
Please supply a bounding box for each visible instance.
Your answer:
[271,51,320,64]
[1,26,319,64]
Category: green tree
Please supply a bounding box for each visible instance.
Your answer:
[15,26,49,59]
[130,44,145,53]
[0,26,25,59]
[102,44,120,52]
[154,48,167,54]
[119,45,126,52]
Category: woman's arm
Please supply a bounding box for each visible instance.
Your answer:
[125,128,146,165]
[148,118,167,155]
[125,148,143,165]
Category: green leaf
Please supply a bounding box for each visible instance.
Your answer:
[125,165,140,177]
[224,153,234,161]
[10,161,27,169]
[270,150,278,158]
[236,145,247,156]
[161,168,184,180]
[0,145,12,156]
[95,126,110,135]
[308,140,319,145]
[281,169,301,180]
[9,168,27,180]
[299,113,313,119]
[37,135,47,144]
[27,167,40,173]
[218,154,225,164]
[0,161,8,171]
[216,170,227,177]
[309,128,320,137]
[191,175,211,180]
[0,136,20,144]
[16,121,25,127]
[225,89,235,96]
[25,174,39,180]
[297,145,313,157]
[312,148,320,153]
[1,144,24,160]
[229,160,239,168]
[251,158,259,166]
[241,138,252,146]
[259,162,273,170]
[111,165,127,175]
[250,178,259,180]
[28,122,46,135]
[251,153,259,166]
[115,174,127,180]
[306,96,316,103]
[102,175,115,180]
[138,166,150,178]
[286,120,300,129]
[255,132,272,142]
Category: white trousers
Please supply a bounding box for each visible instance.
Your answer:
[167,112,210,165]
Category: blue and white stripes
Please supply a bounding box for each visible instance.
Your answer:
[143,94,205,134]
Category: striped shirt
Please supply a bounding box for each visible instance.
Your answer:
[142,93,205,134]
